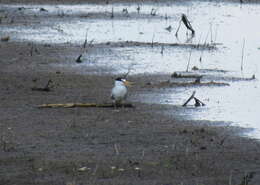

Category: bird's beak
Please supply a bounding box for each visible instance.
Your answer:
[124,80,134,87]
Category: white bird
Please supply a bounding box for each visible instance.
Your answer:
[111,77,132,106]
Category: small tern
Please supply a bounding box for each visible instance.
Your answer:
[111,77,133,106]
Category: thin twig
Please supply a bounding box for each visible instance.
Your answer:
[183,91,196,106]
[75,54,83,63]
[30,42,33,56]
[181,14,195,35]
[175,20,182,37]
[83,28,89,48]
[229,170,233,185]
[210,23,213,43]
[175,14,195,36]
[160,45,164,55]
[111,7,114,18]
[114,144,120,155]
[31,80,53,92]
[186,50,192,72]
[214,25,219,43]
[194,97,205,106]
[137,5,140,14]
[203,26,211,46]
[151,32,155,48]
[241,38,245,72]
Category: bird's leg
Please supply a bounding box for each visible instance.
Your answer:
[118,100,123,108]
[114,101,118,109]
[122,100,125,108]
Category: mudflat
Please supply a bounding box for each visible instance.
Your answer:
[1,1,260,185]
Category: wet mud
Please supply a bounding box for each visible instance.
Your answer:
[1,37,260,185]
[1,1,260,185]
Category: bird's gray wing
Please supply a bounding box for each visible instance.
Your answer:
[111,94,115,100]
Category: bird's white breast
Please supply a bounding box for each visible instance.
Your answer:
[111,82,127,101]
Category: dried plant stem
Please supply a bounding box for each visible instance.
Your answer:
[30,42,33,56]
[203,26,210,46]
[210,23,213,43]
[92,164,99,175]
[175,20,182,37]
[241,38,245,72]
[183,91,196,106]
[197,32,203,47]
[123,64,134,79]
[229,170,233,185]
[160,45,164,55]
[175,14,195,36]
[183,91,206,107]
[114,144,119,155]
[214,25,219,43]
[186,50,192,72]
[111,7,114,18]
[83,28,89,48]
[151,33,155,48]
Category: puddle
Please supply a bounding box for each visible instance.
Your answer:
[1,2,260,138]
[137,78,259,138]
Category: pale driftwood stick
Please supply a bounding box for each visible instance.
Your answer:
[182,91,196,106]
[38,103,134,108]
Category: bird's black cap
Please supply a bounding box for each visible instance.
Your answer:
[115,77,125,81]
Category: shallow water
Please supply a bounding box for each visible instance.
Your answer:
[1,2,259,138]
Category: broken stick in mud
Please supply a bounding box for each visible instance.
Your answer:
[183,91,205,107]
[175,14,195,36]
[31,80,53,92]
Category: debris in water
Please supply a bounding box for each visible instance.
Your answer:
[137,5,140,14]
[39,8,48,12]
[175,14,195,36]
[111,7,114,18]
[122,8,128,15]
[192,66,199,70]
[111,166,116,170]
[78,167,90,172]
[1,36,10,42]
[165,25,172,32]
[183,91,205,107]
[171,72,202,79]
[31,80,53,92]
[18,7,26,11]
[75,54,83,63]
[150,8,157,16]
